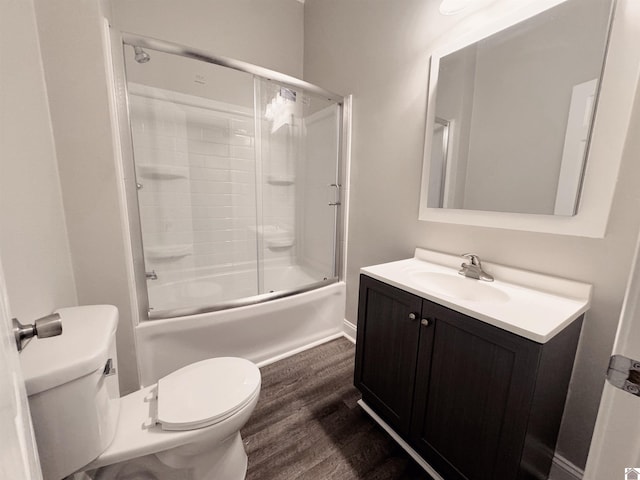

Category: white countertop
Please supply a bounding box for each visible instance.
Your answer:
[360,248,592,343]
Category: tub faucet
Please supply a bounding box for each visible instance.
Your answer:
[146,270,158,280]
[458,254,494,282]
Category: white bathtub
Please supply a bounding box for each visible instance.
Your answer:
[135,281,346,386]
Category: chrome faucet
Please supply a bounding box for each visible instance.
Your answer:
[458,253,494,282]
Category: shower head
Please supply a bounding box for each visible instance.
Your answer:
[133,46,151,64]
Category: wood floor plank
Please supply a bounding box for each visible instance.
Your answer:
[242,337,433,480]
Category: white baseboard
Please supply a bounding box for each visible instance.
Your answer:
[255,332,344,368]
[549,454,584,480]
[343,319,356,343]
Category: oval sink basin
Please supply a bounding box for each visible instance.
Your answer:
[409,271,510,304]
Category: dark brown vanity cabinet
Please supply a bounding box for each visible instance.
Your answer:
[353,275,423,435]
[354,274,583,480]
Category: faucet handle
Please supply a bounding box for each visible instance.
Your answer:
[461,253,481,266]
[460,253,494,282]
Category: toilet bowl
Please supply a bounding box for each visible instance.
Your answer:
[19,305,261,480]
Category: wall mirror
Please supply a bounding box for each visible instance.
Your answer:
[420,0,614,217]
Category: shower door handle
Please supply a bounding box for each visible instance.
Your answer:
[328,183,341,206]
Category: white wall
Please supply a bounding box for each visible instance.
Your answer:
[304,0,640,470]
[0,0,77,322]
[32,0,140,394]
[109,0,304,79]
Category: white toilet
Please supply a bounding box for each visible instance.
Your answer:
[20,305,261,480]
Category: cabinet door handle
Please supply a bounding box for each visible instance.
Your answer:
[421,318,431,327]
[408,313,417,320]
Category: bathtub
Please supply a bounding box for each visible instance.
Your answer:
[135,281,346,386]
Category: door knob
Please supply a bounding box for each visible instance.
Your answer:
[13,313,63,352]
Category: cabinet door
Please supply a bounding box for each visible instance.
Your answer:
[354,275,422,435]
[410,300,540,480]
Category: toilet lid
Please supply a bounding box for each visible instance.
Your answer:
[156,357,261,431]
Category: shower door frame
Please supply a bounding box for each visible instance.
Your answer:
[107,28,349,321]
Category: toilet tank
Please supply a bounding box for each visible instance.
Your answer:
[20,305,121,480]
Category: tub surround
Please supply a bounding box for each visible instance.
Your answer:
[128,84,261,282]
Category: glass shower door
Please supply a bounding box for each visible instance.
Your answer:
[255,78,341,295]
[125,46,260,314]
[122,41,342,318]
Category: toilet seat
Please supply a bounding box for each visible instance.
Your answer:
[156,357,261,431]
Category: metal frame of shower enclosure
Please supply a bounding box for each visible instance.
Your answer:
[107,28,349,322]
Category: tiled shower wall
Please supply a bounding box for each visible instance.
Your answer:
[130,86,293,284]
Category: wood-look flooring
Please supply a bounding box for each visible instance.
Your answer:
[241,337,433,480]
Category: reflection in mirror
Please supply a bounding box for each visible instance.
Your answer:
[423,0,614,216]
[428,118,451,208]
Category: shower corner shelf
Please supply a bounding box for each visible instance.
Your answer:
[267,174,295,186]
[266,238,295,250]
[249,224,296,250]
[137,164,189,180]
[146,244,194,260]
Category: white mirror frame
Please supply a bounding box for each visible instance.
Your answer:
[419,0,639,238]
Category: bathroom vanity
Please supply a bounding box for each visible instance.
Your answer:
[354,249,591,480]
